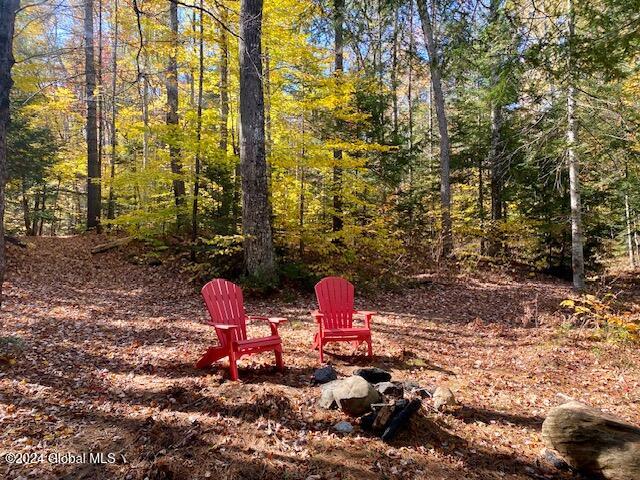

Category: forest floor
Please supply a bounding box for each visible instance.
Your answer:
[1,235,639,480]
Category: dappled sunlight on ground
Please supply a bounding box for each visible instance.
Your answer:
[1,236,639,479]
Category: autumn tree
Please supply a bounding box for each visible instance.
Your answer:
[417,0,452,257]
[85,0,100,231]
[0,0,19,306]
[239,0,275,279]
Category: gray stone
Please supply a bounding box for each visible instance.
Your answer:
[372,403,396,430]
[334,421,354,433]
[542,401,640,480]
[332,375,381,416]
[354,367,391,384]
[539,448,570,471]
[375,381,404,398]
[312,365,338,385]
[318,380,340,409]
[433,386,457,411]
[403,381,434,398]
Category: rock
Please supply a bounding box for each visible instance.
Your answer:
[542,401,640,480]
[354,367,391,384]
[312,365,338,385]
[381,399,422,442]
[359,412,377,432]
[372,403,396,430]
[317,380,340,409]
[334,421,354,433]
[403,381,434,398]
[375,381,404,398]
[433,386,457,411]
[332,375,381,416]
[539,448,570,471]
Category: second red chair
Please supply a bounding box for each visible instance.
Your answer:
[311,276,376,363]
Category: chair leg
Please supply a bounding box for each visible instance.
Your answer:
[195,347,216,369]
[228,348,239,381]
[312,333,319,350]
[275,347,284,372]
[319,338,324,364]
[367,338,373,357]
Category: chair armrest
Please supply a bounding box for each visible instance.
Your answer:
[267,317,287,324]
[311,310,324,323]
[354,310,376,328]
[247,316,287,335]
[212,324,238,347]
[213,324,239,330]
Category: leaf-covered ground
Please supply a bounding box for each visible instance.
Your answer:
[1,236,639,480]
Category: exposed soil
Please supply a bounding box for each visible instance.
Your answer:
[1,235,638,480]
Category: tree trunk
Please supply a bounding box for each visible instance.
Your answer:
[625,193,634,268]
[0,0,19,306]
[219,6,229,153]
[566,0,584,291]
[20,179,32,235]
[38,185,47,236]
[107,0,118,220]
[391,6,399,138]
[166,0,186,228]
[299,96,306,258]
[486,0,504,257]
[239,0,275,279]
[85,0,101,231]
[417,0,452,257]
[332,0,344,234]
[191,0,204,261]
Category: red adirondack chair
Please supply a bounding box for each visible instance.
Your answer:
[195,279,286,380]
[312,276,376,363]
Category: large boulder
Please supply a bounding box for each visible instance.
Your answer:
[542,401,640,480]
[329,375,381,416]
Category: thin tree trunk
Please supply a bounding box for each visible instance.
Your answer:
[478,113,485,255]
[50,178,61,235]
[625,193,634,267]
[239,0,275,279]
[32,189,40,235]
[191,0,204,261]
[417,0,452,257]
[487,0,504,256]
[85,0,101,231]
[21,179,32,235]
[218,6,234,230]
[633,214,639,262]
[142,73,149,170]
[107,0,118,220]
[167,0,186,228]
[38,186,47,236]
[566,0,584,291]
[97,0,103,202]
[299,91,306,258]
[391,6,399,138]
[219,6,229,153]
[332,0,344,234]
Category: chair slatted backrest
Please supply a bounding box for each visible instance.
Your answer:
[201,279,247,346]
[315,276,355,329]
